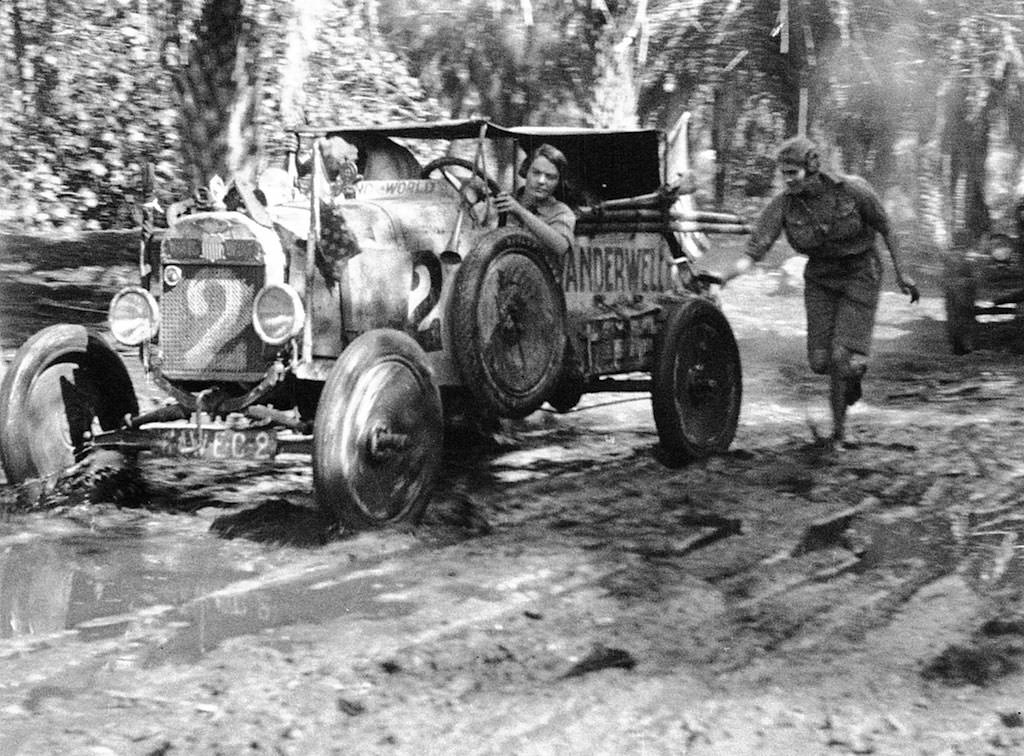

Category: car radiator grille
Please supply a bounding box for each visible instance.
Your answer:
[159,264,267,380]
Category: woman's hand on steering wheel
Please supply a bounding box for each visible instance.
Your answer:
[492,192,520,227]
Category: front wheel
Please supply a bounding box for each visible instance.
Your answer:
[651,298,742,464]
[0,324,138,489]
[313,329,443,530]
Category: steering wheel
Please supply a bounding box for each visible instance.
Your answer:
[420,157,503,226]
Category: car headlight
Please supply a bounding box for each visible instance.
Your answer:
[108,286,160,346]
[252,283,305,345]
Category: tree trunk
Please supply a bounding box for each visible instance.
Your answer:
[590,44,638,129]
[917,141,952,250]
[712,88,726,204]
[172,0,262,188]
[279,2,320,126]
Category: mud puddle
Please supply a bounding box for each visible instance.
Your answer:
[0,502,433,664]
[0,516,249,643]
[0,418,640,669]
[0,403,651,669]
[138,564,424,667]
[0,528,243,643]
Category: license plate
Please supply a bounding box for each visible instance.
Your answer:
[153,427,278,461]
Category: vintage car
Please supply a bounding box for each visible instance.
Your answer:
[943,202,1024,354]
[0,119,745,529]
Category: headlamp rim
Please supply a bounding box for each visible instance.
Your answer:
[108,285,160,346]
[252,283,305,346]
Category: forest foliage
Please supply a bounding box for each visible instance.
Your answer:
[3,0,1024,249]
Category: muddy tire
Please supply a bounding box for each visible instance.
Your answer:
[943,279,976,355]
[313,329,443,530]
[451,228,566,418]
[652,298,742,464]
[0,324,138,490]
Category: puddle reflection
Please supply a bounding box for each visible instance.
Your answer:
[143,574,417,667]
[0,522,418,667]
[0,527,250,643]
[0,542,75,637]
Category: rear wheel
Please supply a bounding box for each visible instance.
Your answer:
[0,324,138,491]
[651,298,742,464]
[313,329,443,530]
[451,228,566,418]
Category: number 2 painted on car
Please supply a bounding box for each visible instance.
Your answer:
[181,276,250,366]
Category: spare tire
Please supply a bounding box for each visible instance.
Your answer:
[451,228,567,418]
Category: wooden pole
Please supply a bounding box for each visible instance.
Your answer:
[780,0,789,54]
[798,82,808,136]
[798,3,814,136]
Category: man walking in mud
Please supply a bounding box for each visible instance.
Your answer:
[721,135,920,446]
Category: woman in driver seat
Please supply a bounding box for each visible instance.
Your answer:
[493,143,576,264]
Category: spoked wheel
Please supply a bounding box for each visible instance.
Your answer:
[451,228,567,418]
[651,298,742,464]
[420,157,501,225]
[313,329,443,530]
[943,279,976,355]
[0,324,138,492]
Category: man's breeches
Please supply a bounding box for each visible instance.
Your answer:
[803,252,881,375]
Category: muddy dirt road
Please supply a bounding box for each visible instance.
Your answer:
[2,233,1024,755]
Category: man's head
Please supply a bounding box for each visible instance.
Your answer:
[519,143,568,181]
[776,136,820,193]
[519,143,568,205]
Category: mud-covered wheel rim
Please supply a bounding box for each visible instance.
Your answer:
[652,298,742,463]
[943,281,976,355]
[452,228,566,418]
[313,329,443,530]
[0,324,137,487]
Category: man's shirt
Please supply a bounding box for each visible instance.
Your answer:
[746,172,890,262]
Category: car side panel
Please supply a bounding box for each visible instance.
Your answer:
[561,232,678,377]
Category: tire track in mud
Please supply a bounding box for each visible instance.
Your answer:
[423,397,1024,681]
